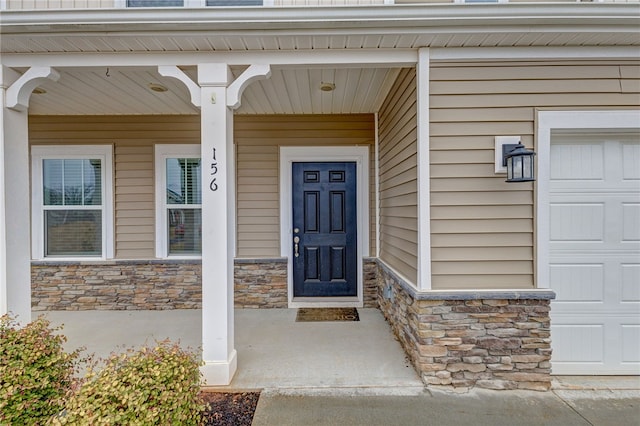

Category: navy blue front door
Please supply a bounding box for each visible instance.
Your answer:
[292,162,357,297]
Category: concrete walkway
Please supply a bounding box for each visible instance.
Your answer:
[39,309,640,425]
[252,379,640,426]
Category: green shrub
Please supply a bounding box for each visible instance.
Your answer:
[52,340,205,426]
[0,315,81,425]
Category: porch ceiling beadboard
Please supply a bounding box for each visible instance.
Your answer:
[20,66,399,116]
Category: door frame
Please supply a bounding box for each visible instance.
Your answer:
[280,146,370,308]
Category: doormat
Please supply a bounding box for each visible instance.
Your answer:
[296,307,359,322]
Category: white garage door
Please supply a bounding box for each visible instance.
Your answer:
[550,132,640,375]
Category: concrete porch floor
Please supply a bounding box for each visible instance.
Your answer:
[39,308,425,393]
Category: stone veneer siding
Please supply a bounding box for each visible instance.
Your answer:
[32,258,379,310]
[234,258,288,308]
[377,260,556,391]
[31,260,201,311]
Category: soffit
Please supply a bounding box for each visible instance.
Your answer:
[1,4,639,54]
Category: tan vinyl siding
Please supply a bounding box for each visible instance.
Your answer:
[29,115,200,259]
[377,68,418,285]
[6,0,113,8]
[430,60,640,290]
[235,114,376,258]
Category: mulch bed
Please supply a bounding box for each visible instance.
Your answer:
[200,391,261,426]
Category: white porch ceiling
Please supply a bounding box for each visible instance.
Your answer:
[25,66,400,115]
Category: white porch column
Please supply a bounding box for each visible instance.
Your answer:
[416,48,432,291]
[0,66,31,321]
[197,64,237,385]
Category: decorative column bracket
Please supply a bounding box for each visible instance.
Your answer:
[227,64,271,110]
[6,67,60,111]
[158,65,201,107]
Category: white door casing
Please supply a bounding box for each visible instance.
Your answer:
[537,110,640,375]
[279,146,369,308]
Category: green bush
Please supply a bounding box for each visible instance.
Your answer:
[0,315,81,425]
[52,340,205,426]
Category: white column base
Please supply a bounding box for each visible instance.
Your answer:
[200,349,237,386]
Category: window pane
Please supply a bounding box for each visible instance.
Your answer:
[43,159,63,205]
[43,159,101,206]
[207,0,262,5]
[45,210,101,256]
[127,0,183,6]
[166,158,201,205]
[168,208,201,255]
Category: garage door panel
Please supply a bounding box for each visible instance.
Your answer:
[551,263,604,303]
[551,323,604,364]
[551,315,640,374]
[550,203,604,242]
[551,142,604,181]
[622,143,640,180]
[622,325,640,364]
[622,203,640,241]
[621,264,640,302]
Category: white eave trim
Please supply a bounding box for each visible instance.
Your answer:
[1,4,638,34]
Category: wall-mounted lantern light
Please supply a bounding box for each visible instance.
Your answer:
[503,142,536,182]
[494,136,536,183]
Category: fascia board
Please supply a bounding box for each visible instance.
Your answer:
[1,4,639,34]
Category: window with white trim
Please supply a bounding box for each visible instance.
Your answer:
[155,145,202,258]
[31,145,113,260]
[124,0,262,7]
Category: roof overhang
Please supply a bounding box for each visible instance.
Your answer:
[1,4,639,45]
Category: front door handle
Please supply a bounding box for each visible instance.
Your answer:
[294,236,300,258]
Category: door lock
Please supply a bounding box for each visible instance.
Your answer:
[293,236,300,257]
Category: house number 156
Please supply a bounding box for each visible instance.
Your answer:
[210,147,219,192]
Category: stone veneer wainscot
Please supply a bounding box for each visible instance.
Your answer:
[32,258,379,310]
[377,260,556,391]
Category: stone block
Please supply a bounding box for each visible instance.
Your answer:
[417,330,446,339]
[447,363,487,373]
[418,345,448,357]
[433,337,463,346]
[511,354,548,363]
[483,299,508,306]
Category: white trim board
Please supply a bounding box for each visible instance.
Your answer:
[3,46,640,68]
[535,109,640,289]
[279,146,370,308]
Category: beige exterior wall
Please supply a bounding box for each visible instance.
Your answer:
[377,68,418,285]
[430,60,640,290]
[235,114,376,258]
[29,114,375,260]
[6,0,113,8]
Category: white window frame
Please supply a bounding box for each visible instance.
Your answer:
[155,144,202,259]
[115,0,268,7]
[31,145,114,261]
